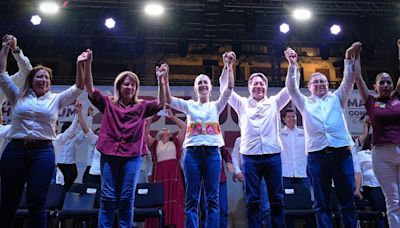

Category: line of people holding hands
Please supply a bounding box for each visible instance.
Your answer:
[0,33,400,228]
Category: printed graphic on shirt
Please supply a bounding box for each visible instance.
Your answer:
[187,122,221,136]
[374,102,386,108]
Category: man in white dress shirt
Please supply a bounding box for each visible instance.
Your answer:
[279,108,310,190]
[285,43,361,228]
[220,65,298,227]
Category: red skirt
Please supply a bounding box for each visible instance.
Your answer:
[145,158,185,228]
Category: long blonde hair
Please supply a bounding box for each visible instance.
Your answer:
[18,65,53,99]
[112,71,140,104]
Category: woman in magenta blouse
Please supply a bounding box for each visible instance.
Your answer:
[82,49,166,227]
[354,41,400,227]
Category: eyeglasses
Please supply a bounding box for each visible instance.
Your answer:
[309,79,328,84]
[377,80,392,86]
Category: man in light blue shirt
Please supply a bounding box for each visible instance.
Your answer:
[285,43,361,228]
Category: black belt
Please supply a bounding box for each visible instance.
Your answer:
[315,146,350,154]
[11,139,52,148]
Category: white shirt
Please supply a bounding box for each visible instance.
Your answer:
[357,150,380,187]
[0,51,32,107]
[280,126,307,178]
[169,88,231,148]
[0,72,83,140]
[231,137,243,175]
[286,59,356,152]
[0,125,11,158]
[85,129,101,175]
[351,145,361,173]
[54,115,85,164]
[224,89,290,155]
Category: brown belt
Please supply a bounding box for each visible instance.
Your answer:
[11,139,52,148]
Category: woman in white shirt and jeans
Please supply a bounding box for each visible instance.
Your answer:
[0,40,85,227]
[165,52,235,228]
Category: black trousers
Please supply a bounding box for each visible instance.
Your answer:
[57,163,78,191]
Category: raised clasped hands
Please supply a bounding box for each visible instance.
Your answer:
[77,48,93,64]
[156,63,169,85]
[223,51,236,69]
[345,42,362,61]
[1,34,13,50]
[74,100,83,113]
[284,47,298,67]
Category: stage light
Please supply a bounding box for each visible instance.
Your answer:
[280,23,290,33]
[144,3,164,17]
[293,8,311,21]
[39,2,60,14]
[105,18,116,29]
[330,24,341,35]
[31,15,42,25]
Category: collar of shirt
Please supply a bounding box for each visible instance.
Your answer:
[28,89,52,99]
[247,95,270,107]
[282,125,298,133]
[309,91,334,101]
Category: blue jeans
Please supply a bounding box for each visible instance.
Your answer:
[183,146,221,228]
[242,154,285,228]
[200,181,228,228]
[0,142,55,228]
[307,149,357,228]
[99,154,142,228]
[260,179,271,227]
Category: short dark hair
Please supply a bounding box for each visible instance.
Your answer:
[282,108,295,118]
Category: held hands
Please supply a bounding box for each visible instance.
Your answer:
[165,107,174,119]
[284,47,298,66]
[156,63,169,85]
[77,49,93,64]
[74,100,83,113]
[88,106,94,116]
[223,51,236,69]
[345,42,362,60]
[1,34,12,50]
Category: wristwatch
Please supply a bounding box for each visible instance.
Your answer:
[12,47,21,54]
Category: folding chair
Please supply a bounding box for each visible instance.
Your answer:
[56,183,99,228]
[133,182,164,228]
[284,184,316,227]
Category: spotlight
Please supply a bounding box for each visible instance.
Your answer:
[144,3,164,17]
[39,2,60,14]
[105,18,116,29]
[31,15,42,25]
[293,8,311,21]
[330,24,341,35]
[280,23,290,34]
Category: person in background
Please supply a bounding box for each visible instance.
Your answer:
[165,51,235,228]
[353,40,400,227]
[53,101,86,191]
[81,105,99,184]
[83,49,166,227]
[0,34,31,157]
[0,109,11,157]
[199,145,234,228]
[0,34,32,109]
[145,108,186,228]
[285,43,361,228]
[279,108,309,190]
[0,38,84,227]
